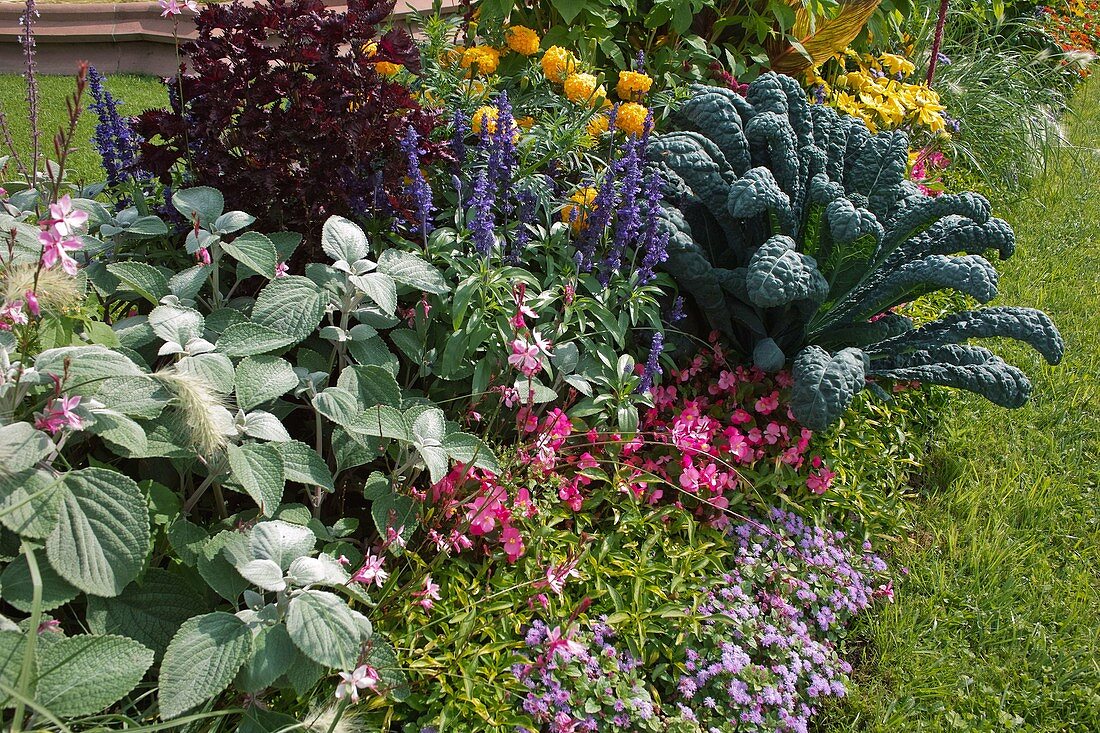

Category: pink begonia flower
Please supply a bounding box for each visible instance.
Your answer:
[274,261,289,278]
[46,195,88,237]
[754,390,780,414]
[730,408,753,425]
[501,525,524,562]
[558,480,583,511]
[23,291,39,317]
[544,625,585,661]
[806,463,837,494]
[34,395,83,435]
[39,229,83,276]
[351,553,388,587]
[508,338,541,376]
[413,574,441,610]
[0,300,28,330]
[334,664,379,703]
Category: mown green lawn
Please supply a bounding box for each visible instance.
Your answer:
[823,77,1100,732]
[0,74,167,185]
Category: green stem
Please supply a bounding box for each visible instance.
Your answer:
[11,542,44,733]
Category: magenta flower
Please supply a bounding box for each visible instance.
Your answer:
[501,525,525,562]
[275,261,289,278]
[46,195,88,237]
[508,338,542,377]
[34,395,83,435]
[195,247,212,265]
[23,291,39,317]
[334,664,379,703]
[413,574,441,611]
[39,229,83,276]
[0,300,28,330]
[543,556,581,596]
[544,625,585,661]
[351,553,389,587]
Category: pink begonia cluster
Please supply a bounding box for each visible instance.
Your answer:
[517,340,838,525]
[416,464,539,564]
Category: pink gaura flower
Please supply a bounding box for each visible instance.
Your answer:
[158,0,199,17]
[351,553,389,587]
[542,556,581,596]
[46,195,88,237]
[34,395,83,435]
[0,300,28,330]
[414,574,441,611]
[544,625,585,661]
[334,664,379,703]
[508,337,542,376]
[23,291,39,317]
[39,229,83,276]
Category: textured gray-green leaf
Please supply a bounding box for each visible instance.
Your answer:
[227,443,285,516]
[235,356,298,411]
[85,568,210,658]
[285,590,361,669]
[251,276,326,344]
[46,468,150,597]
[159,612,252,719]
[35,634,154,717]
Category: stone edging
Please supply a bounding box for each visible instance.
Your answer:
[0,0,457,76]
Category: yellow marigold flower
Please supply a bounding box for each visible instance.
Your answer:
[516,115,536,129]
[472,105,499,135]
[616,70,653,101]
[879,53,916,77]
[614,102,649,137]
[362,41,377,58]
[460,46,501,76]
[542,46,577,83]
[586,112,609,136]
[505,25,541,56]
[563,73,606,106]
[376,62,403,77]
[563,186,598,232]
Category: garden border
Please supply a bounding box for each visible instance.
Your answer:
[0,0,458,76]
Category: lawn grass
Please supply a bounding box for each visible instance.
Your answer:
[0,74,168,186]
[821,76,1100,732]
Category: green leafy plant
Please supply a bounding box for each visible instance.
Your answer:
[648,73,1064,429]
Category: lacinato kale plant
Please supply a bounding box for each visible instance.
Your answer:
[134,0,441,239]
[649,73,1064,429]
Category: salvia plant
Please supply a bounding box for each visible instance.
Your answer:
[648,72,1065,428]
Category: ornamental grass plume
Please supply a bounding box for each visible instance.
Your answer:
[304,704,366,733]
[153,368,231,456]
[1,262,83,313]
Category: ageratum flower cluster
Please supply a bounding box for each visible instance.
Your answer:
[512,620,665,732]
[674,509,892,732]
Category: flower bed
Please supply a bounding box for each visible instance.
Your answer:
[0,0,1083,730]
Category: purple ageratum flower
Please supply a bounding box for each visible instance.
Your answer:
[636,331,663,394]
[469,169,495,256]
[936,51,951,66]
[400,125,434,237]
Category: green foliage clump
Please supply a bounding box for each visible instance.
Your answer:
[648,72,1064,429]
